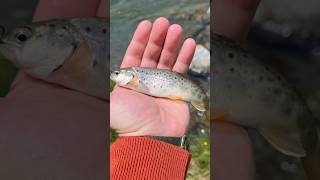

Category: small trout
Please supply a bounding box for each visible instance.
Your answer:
[212,32,318,157]
[0,18,108,100]
[110,67,208,112]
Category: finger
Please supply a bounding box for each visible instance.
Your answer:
[140,17,170,67]
[33,0,100,21]
[212,122,255,180]
[172,38,196,73]
[121,20,152,68]
[157,24,183,70]
[96,0,108,17]
[212,0,260,41]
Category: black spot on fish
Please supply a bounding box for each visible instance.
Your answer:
[85,27,91,32]
[258,76,264,82]
[265,66,270,72]
[48,24,55,28]
[102,28,106,34]
[62,26,67,30]
[229,67,234,73]
[277,75,281,81]
[273,88,282,96]
[267,77,274,82]
[228,52,234,59]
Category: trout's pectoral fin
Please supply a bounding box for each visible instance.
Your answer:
[258,126,306,157]
[128,76,149,92]
[128,75,140,87]
[63,41,93,80]
[191,100,206,112]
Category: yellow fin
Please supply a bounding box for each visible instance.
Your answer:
[258,126,306,157]
[168,96,183,100]
[128,75,140,87]
[191,100,206,112]
[63,41,93,80]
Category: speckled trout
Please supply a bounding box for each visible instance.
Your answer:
[110,67,208,112]
[0,18,108,100]
[212,32,319,158]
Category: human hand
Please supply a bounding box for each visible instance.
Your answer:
[212,0,260,41]
[110,17,196,137]
[211,0,259,180]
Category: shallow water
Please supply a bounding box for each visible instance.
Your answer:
[110,0,208,70]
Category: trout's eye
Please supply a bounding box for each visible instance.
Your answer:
[16,33,27,42]
[115,71,119,75]
[14,27,33,43]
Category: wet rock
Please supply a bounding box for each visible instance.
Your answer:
[189,45,210,76]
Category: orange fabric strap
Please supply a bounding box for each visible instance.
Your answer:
[110,136,191,180]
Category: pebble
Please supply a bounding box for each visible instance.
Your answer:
[189,44,210,75]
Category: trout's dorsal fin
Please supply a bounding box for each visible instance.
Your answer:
[258,126,306,157]
[62,41,93,80]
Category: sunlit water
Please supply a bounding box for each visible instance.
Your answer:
[110,0,208,70]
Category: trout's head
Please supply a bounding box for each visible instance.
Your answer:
[0,21,76,78]
[110,69,134,86]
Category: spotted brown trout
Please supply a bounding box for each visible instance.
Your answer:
[110,67,209,112]
[212,32,320,180]
[0,18,108,100]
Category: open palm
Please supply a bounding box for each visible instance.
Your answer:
[110,17,196,136]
